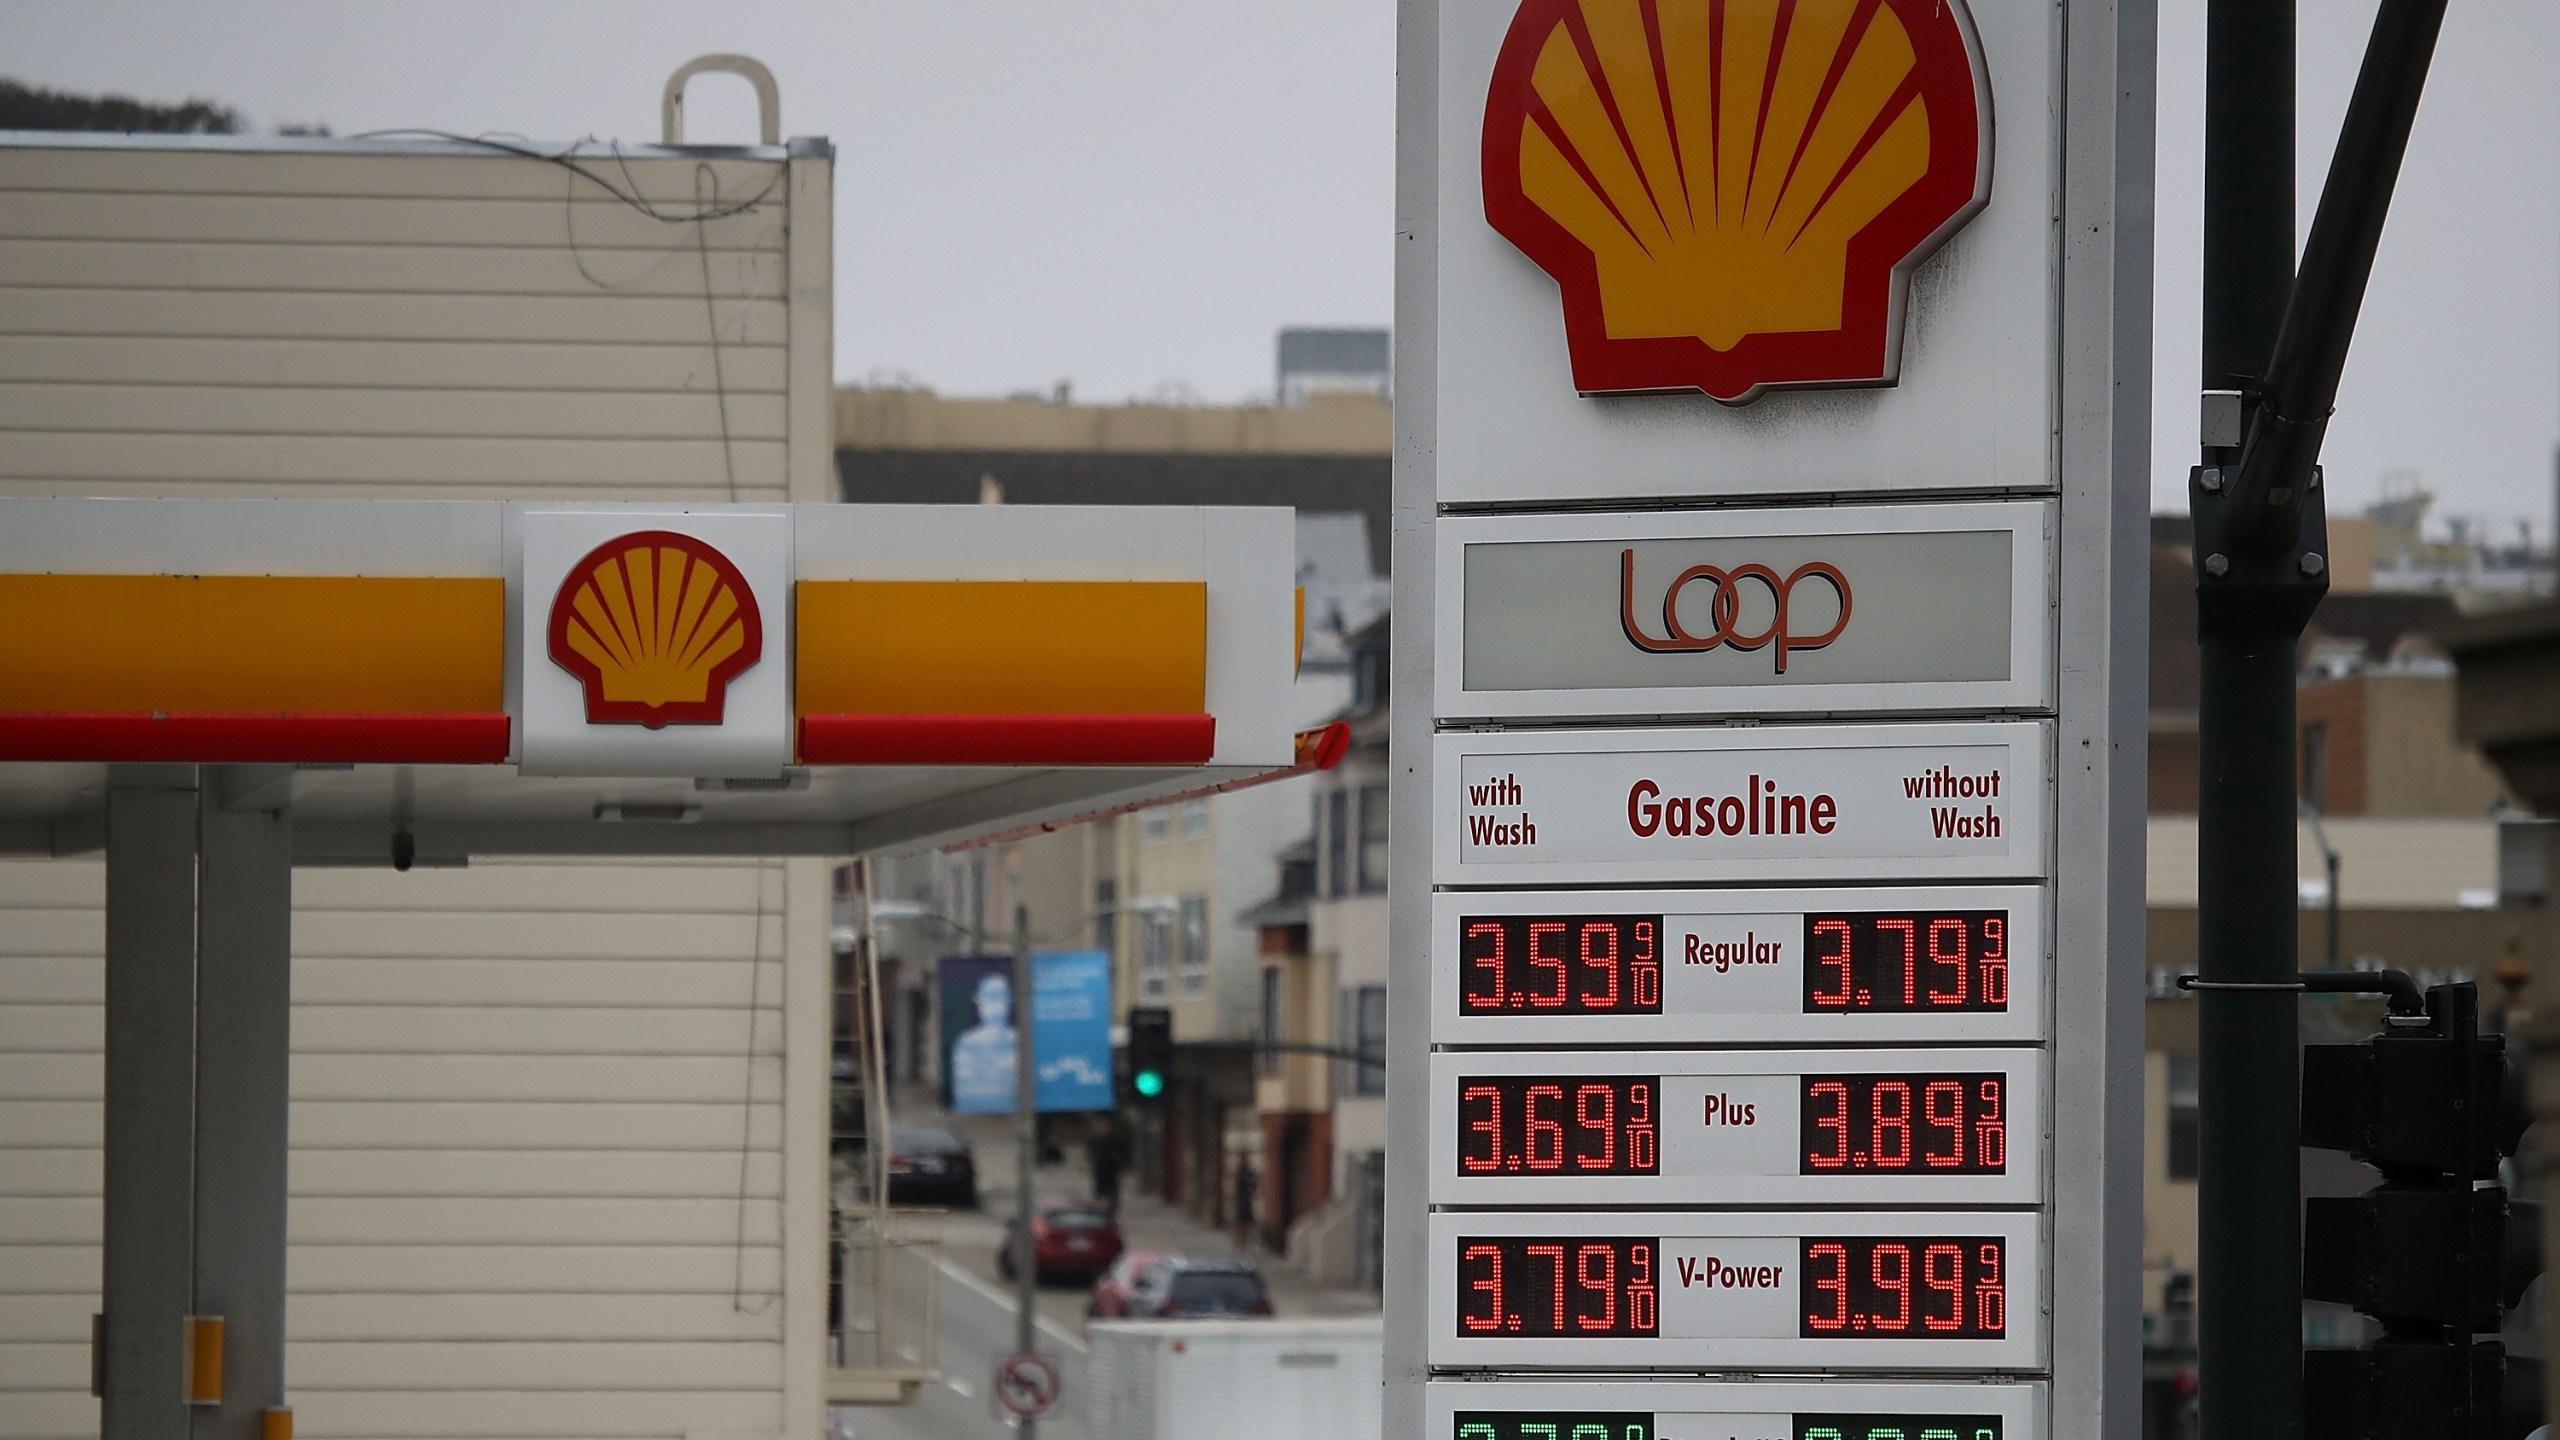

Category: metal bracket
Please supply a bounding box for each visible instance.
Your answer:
[2177,968,2425,1016]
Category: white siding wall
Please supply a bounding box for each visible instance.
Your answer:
[0,135,835,1439]
[0,856,808,1440]
[0,139,831,504]
[0,855,830,1440]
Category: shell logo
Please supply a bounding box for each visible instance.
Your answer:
[1481,0,1993,404]
[546,530,764,728]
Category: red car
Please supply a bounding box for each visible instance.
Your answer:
[998,1199,1124,1284]
[1088,1249,1163,1317]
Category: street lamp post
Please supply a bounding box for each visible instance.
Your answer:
[1009,902,1040,1439]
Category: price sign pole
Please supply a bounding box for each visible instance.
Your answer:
[1388,0,2152,1436]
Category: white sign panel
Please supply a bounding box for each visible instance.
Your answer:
[1431,885,2048,1046]
[1429,1049,2043,1206]
[1423,1378,2047,1440]
[1440,503,2055,721]
[517,506,794,778]
[1435,723,2049,885]
[1428,1210,2045,1371]
[1432,0,2056,505]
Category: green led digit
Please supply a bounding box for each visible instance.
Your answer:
[1626,1426,1651,1440]
[1455,1426,1496,1440]
[1573,1427,1608,1440]
[1526,1425,1558,1440]
[1803,1430,1845,1440]
[1924,1431,1961,1440]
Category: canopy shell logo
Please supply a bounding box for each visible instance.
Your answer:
[1481,0,1993,403]
[547,530,764,728]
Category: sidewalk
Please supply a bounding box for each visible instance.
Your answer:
[932,1102,1381,1320]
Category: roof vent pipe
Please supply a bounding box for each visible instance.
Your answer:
[662,54,779,146]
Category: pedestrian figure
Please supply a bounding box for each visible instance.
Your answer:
[1233,1157,1259,1251]
[1090,1127,1124,1218]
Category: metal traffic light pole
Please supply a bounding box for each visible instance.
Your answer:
[2192,0,2452,1435]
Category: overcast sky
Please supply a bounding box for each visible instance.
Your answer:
[2,0,2553,527]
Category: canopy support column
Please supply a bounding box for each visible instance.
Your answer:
[101,768,200,1440]
[193,783,293,1440]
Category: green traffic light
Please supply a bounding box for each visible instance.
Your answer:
[1133,1069,1166,1098]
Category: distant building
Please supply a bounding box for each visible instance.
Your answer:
[845,373,1389,1228]
[1276,327,1391,407]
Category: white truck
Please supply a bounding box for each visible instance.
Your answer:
[1086,1317,1384,1440]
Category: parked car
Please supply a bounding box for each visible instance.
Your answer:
[883,1124,976,1208]
[1088,1249,1164,1317]
[999,1198,1124,1283]
[1121,1255,1275,1319]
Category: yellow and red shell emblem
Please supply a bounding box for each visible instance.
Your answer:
[1482,0,1993,403]
[547,530,763,728]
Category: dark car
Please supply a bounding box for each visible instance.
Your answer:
[1122,1255,1275,1319]
[884,1124,976,1208]
[999,1199,1124,1284]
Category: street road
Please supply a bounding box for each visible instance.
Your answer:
[834,1237,1093,1440]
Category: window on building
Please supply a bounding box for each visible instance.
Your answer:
[2167,1054,2200,1181]
[1341,984,1386,1097]
[1260,966,1285,1076]
[1178,894,1209,998]
[1356,783,1390,893]
[1141,807,1170,845]
[1327,788,1351,898]
[1093,877,1117,956]
[1140,912,1169,1000]
[1180,797,1210,840]
[2301,722,2330,813]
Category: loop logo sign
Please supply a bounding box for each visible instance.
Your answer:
[1481,0,1993,403]
[1617,548,1850,673]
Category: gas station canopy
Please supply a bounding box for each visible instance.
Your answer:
[0,497,1303,861]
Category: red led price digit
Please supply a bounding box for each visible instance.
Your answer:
[1626,1083,1657,1171]
[1578,922,1620,1008]
[1525,1244,1568,1331]
[1922,1243,1967,1331]
[1871,1081,1913,1168]
[1461,1244,1505,1332]
[1926,918,1970,1005]
[1574,1244,1617,1331]
[1631,920,1661,1007]
[1465,921,1507,1010]
[1975,1243,2007,1333]
[1460,1083,1503,1173]
[1527,922,1569,1008]
[1921,1079,1967,1169]
[1976,1079,2007,1168]
[1807,1080,1850,1169]
[1807,1242,1850,1331]
[1871,1243,1913,1332]
[1810,918,1853,1007]
[1573,1083,1616,1171]
[1981,915,2010,1006]
[1878,918,1919,1005]
[1626,1242,1657,1332]
[1524,1085,1566,1170]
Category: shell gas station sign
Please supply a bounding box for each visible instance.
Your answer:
[0,500,1301,855]
[1394,0,2147,1434]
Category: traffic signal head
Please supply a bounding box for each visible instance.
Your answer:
[1127,1006,1172,1105]
[2300,981,2542,1440]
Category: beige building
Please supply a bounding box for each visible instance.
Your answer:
[0,127,843,1439]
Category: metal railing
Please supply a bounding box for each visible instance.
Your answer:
[827,1207,943,1404]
